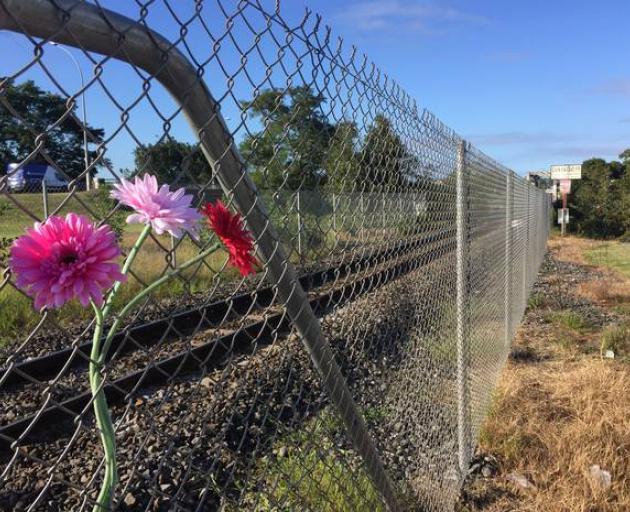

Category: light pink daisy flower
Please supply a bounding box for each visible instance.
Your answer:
[110,174,202,238]
[9,214,126,310]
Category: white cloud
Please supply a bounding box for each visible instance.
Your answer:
[334,1,489,34]
[468,131,569,146]
[467,131,627,165]
[587,79,630,96]
[530,144,625,159]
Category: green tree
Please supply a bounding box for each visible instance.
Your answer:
[324,121,361,193]
[133,139,213,185]
[0,79,105,180]
[239,87,335,190]
[619,149,630,239]
[358,115,415,190]
[572,157,627,238]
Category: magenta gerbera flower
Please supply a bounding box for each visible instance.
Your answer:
[9,214,126,310]
[110,174,202,238]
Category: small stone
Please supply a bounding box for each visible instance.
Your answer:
[605,350,615,359]
[507,472,536,490]
[124,493,136,507]
[589,464,612,489]
[277,446,288,458]
[200,377,213,388]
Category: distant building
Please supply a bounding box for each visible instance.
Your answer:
[526,170,551,189]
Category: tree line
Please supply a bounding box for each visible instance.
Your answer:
[570,151,630,239]
[12,79,628,241]
[1,81,425,193]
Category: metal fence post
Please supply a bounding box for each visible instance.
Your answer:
[0,3,401,510]
[455,139,471,477]
[360,193,365,239]
[504,172,513,347]
[41,179,49,219]
[536,192,539,266]
[382,193,386,232]
[332,192,337,232]
[296,190,303,262]
[523,183,530,304]
[170,235,177,269]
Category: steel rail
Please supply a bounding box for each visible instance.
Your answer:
[0,231,455,456]
[0,227,453,388]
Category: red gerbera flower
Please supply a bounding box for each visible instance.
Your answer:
[202,200,257,276]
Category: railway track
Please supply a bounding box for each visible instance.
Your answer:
[0,228,456,456]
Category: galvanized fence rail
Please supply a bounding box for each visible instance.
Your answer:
[0,1,550,510]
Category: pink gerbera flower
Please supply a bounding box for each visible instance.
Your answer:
[9,214,126,310]
[111,174,202,238]
[202,201,258,276]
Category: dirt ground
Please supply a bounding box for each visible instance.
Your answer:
[459,236,630,512]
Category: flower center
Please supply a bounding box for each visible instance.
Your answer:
[60,252,78,265]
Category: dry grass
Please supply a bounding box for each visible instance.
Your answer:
[462,236,630,511]
[549,236,630,306]
[547,236,595,266]
[578,279,630,305]
[471,360,630,512]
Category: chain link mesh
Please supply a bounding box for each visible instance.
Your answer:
[0,1,550,510]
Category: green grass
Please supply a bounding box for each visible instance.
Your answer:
[613,303,630,317]
[0,191,95,238]
[584,242,630,279]
[0,191,241,346]
[0,234,234,346]
[527,293,547,310]
[1,191,411,346]
[238,410,384,512]
[545,310,591,333]
[600,322,630,358]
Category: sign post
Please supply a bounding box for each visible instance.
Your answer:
[550,164,582,236]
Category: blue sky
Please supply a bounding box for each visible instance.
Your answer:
[315,0,630,172]
[1,0,629,176]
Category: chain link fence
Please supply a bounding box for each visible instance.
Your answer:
[0,1,550,510]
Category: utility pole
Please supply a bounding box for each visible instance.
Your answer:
[560,189,567,237]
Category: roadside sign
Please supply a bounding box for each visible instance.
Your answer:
[559,179,571,194]
[557,208,569,225]
[550,164,582,180]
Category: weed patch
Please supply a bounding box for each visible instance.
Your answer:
[239,410,383,511]
[526,293,547,310]
[545,310,590,332]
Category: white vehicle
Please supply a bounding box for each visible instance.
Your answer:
[6,163,69,192]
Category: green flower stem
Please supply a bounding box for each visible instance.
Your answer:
[87,224,150,511]
[89,302,117,512]
[99,241,221,359]
[102,223,152,319]
[97,223,152,361]
[87,231,220,511]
